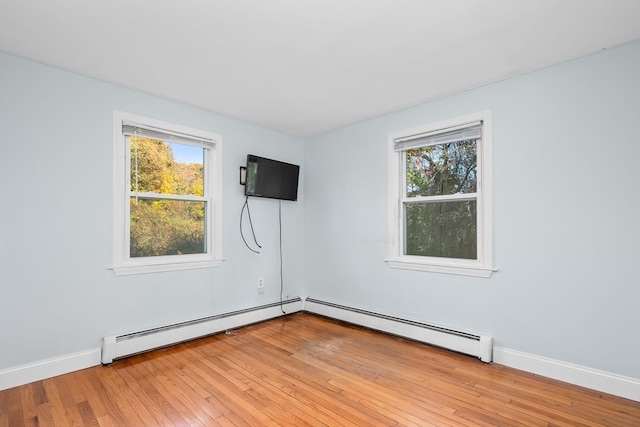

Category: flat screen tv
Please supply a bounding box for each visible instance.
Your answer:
[244,154,300,201]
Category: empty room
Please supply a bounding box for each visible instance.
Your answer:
[1,1,639,425]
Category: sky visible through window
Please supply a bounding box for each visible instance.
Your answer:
[170,142,203,165]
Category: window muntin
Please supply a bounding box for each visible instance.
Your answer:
[112,111,223,275]
[387,111,493,277]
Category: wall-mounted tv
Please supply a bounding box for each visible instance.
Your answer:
[244,154,300,201]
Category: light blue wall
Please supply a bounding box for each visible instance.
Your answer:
[1,41,639,381]
[0,53,305,369]
[304,41,640,378]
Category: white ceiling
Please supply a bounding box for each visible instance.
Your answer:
[1,1,639,137]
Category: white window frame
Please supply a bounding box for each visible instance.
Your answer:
[111,111,223,276]
[386,110,494,278]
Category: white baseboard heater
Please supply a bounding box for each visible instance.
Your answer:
[101,296,491,364]
[101,298,303,364]
[303,298,493,362]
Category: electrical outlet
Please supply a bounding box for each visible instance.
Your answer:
[257,277,264,294]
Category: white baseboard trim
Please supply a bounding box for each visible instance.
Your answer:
[493,346,640,402]
[0,348,102,391]
[1,298,303,390]
[3,298,638,404]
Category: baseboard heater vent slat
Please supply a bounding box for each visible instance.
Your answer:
[304,297,493,362]
[101,298,302,364]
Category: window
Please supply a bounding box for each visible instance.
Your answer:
[112,111,223,275]
[387,110,494,277]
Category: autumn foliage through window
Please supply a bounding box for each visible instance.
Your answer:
[129,137,206,257]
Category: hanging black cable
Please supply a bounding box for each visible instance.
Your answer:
[240,195,261,253]
[279,199,286,314]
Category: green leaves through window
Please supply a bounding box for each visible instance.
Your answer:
[387,111,493,277]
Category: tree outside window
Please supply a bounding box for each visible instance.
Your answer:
[129,137,206,257]
[387,111,493,278]
[112,111,223,275]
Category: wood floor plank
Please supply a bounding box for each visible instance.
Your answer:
[114,358,190,426]
[168,343,282,426]
[35,401,55,427]
[135,355,200,415]
[140,351,222,425]
[76,400,100,427]
[218,330,389,426]
[18,382,37,422]
[289,337,472,425]
[41,377,83,427]
[198,331,378,426]
[71,370,114,422]
[163,357,252,427]
[227,330,345,395]
[179,346,335,426]
[569,397,640,426]
[44,376,85,426]
[2,313,639,426]
[3,386,23,427]
[95,414,116,427]
[105,360,171,426]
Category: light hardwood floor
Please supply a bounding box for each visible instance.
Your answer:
[1,313,639,426]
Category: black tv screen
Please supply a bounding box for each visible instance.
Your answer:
[245,155,300,201]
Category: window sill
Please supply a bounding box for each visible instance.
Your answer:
[386,258,496,278]
[110,258,224,276]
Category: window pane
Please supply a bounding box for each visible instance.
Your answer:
[406,140,477,197]
[130,137,204,196]
[130,198,206,257]
[404,200,477,259]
